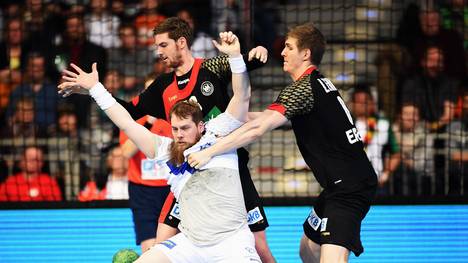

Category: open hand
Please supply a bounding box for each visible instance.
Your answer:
[58,63,99,96]
[248,46,268,63]
[212,31,241,58]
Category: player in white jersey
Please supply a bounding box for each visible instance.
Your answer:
[59,31,261,263]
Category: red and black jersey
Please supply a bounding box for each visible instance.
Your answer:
[268,67,377,190]
[117,55,263,122]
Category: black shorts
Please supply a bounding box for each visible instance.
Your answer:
[160,148,269,232]
[303,179,377,257]
[129,182,171,245]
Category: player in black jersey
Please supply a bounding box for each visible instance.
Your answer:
[58,17,275,262]
[188,23,378,262]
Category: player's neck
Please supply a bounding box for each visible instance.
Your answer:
[175,53,195,77]
[290,63,315,81]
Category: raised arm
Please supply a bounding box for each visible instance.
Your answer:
[212,31,251,122]
[59,63,160,158]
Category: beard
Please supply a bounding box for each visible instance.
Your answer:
[169,133,201,166]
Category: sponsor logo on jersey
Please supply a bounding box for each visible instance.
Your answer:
[160,240,177,249]
[200,81,214,96]
[177,78,189,85]
[170,202,181,220]
[321,218,328,232]
[168,95,178,102]
[307,209,322,231]
[247,207,264,225]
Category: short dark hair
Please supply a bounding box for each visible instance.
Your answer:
[153,17,193,47]
[287,23,326,65]
[169,100,203,124]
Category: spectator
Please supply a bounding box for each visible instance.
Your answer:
[48,107,88,200]
[107,23,154,92]
[85,0,121,48]
[447,90,468,195]
[134,0,166,47]
[350,87,400,184]
[397,6,465,80]
[0,18,30,115]
[5,52,59,130]
[23,0,63,51]
[387,103,434,195]
[104,145,129,200]
[53,14,107,128]
[0,146,62,202]
[401,45,459,131]
[2,97,45,139]
[78,145,129,200]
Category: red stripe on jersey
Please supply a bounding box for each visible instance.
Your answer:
[131,96,140,106]
[267,103,286,116]
[162,58,204,120]
[158,192,175,223]
[297,66,317,80]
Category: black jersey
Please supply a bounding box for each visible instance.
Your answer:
[268,67,377,189]
[117,55,262,122]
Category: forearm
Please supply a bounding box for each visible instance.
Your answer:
[90,83,156,158]
[247,112,263,121]
[206,109,288,159]
[115,96,146,120]
[384,153,401,174]
[121,136,141,158]
[204,120,264,157]
[226,68,251,122]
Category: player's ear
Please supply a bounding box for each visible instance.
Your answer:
[303,48,311,62]
[177,37,187,49]
[198,121,205,133]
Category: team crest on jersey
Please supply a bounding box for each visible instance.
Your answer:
[200,81,214,96]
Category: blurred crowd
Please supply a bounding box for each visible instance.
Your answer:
[0,0,466,202]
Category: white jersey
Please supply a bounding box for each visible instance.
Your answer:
[152,112,242,199]
[151,112,247,246]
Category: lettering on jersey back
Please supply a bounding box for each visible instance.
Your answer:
[346,127,362,144]
[317,78,338,93]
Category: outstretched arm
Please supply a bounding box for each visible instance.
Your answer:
[188,109,288,168]
[59,63,160,158]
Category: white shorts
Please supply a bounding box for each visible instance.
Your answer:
[155,226,261,263]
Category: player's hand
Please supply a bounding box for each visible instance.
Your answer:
[58,63,99,96]
[212,31,241,58]
[187,150,213,169]
[378,171,390,186]
[248,46,268,63]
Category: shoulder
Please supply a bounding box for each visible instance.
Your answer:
[201,55,229,68]
[146,73,173,90]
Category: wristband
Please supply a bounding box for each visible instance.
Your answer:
[89,82,116,110]
[228,55,247,73]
